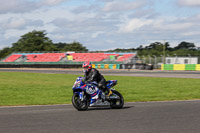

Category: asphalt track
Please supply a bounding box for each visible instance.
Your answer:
[1,101,200,133]
[1,68,200,133]
[0,68,200,78]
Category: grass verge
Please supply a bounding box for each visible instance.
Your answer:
[0,71,200,106]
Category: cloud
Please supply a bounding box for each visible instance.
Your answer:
[72,4,100,14]
[153,20,194,31]
[42,0,68,6]
[118,15,198,34]
[103,0,146,12]
[0,0,68,14]
[0,0,38,14]
[91,31,104,38]
[0,17,44,30]
[0,30,23,48]
[5,18,26,29]
[178,0,200,6]
[51,13,118,33]
[118,18,153,33]
[181,31,200,36]
[99,0,114,2]
[128,8,158,19]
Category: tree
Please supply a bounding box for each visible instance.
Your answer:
[12,30,58,52]
[137,42,171,56]
[61,41,88,52]
[0,47,12,59]
[144,42,171,51]
[136,45,143,51]
[174,41,196,50]
[145,42,162,50]
[53,42,67,49]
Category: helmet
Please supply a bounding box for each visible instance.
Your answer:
[82,61,92,72]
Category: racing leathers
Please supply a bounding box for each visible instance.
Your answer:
[83,68,107,92]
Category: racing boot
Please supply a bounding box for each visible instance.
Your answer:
[105,89,112,98]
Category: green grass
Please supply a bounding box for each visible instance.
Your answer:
[0,71,200,106]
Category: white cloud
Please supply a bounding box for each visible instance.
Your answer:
[8,18,26,29]
[178,0,200,6]
[0,17,44,31]
[42,0,67,6]
[103,0,146,12]
[118,16,197,34]
[0,0,69,14]
[181,31,200,36]
[4,29,26,39]
[154,21,194,31]
[91,31,104,38]
[0,18,24,30]
[0,0,39,14]
[118,18,153,33]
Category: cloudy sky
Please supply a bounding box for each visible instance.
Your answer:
[0,0,200,51]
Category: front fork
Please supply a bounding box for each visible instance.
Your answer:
[79,91,84,101]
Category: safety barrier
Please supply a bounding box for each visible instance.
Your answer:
[0,62,120,69]
[161,64,200,71]
[92,64,120,69]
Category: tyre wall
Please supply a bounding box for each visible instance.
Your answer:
[120,64,153,70]
[92,64,153,70]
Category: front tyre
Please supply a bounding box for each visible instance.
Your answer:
[110,90,124,109]
[72,93,90,111]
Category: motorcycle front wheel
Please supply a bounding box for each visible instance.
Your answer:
[110,90,124,109]
[72,93,90,111]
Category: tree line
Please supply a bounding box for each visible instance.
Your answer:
[1,30,200,59]
[109,41,200,57]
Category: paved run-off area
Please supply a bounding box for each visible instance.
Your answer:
[0,101,200,133]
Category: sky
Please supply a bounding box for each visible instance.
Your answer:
[0,0,200,51]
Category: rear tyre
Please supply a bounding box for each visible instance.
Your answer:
[110,90,124,109]
[72,93,90,111]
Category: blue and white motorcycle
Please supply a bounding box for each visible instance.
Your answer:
[72,77,124,111]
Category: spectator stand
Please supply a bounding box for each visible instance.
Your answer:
[1,52,138,69]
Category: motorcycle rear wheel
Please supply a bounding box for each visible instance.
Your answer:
[110,90,124,109]
[72,93,90,111]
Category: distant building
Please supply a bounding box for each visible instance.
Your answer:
[166,57,198,64]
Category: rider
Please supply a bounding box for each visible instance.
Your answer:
[82,61,112,97]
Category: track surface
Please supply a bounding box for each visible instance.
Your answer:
[0,68,200,78]
[1,101,200,133]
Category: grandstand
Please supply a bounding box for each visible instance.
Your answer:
[3,54,22,62]
[26,53,65,62]
[0,52,137,69]
[2,52,136,63]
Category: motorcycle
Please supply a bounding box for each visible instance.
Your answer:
[72,77,124,111]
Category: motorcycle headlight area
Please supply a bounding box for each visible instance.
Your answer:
[73,81,81,88]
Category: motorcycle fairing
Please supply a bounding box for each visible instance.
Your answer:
[106,80,117,89]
